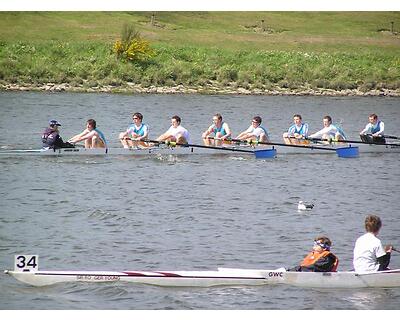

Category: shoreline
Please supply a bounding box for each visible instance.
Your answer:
[1,82,400,97]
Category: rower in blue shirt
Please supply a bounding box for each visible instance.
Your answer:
[202,113,232,146]
[119,112,149,149]
[68,119,107,149]
[283,114,309,145]
[360,113,385,144]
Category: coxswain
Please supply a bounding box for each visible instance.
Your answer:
[42,120,74,150]
[359,114,385,144]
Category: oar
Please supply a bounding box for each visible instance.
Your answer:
[309,137,400,146]
[144,139,256,154]
[223,138,359,158]
[384,135,400,140]
[367,134,400,140]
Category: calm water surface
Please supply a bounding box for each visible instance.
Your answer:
[0,92,399,309]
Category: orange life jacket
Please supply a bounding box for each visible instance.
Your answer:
[300,250,339,272]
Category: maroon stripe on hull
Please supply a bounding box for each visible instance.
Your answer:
[157,272,182,277]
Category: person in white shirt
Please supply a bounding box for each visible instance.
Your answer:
[236,116,270,143]
[353,214,392,273]
[157,115,190,144]
[308,115,346,143]
[360,113,385,144]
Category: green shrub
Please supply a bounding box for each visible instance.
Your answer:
[113,24,154,62]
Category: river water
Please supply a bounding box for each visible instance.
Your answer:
[0,92,399,310]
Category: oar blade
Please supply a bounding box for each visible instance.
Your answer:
[336,146,359,158]
[254,148,277,159]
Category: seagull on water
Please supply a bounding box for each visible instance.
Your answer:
[298,201,314,211]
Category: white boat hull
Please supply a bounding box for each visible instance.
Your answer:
[284,269,400,288]
[0,143,399,157]
[5,269,273,287]
[5,268,400,288]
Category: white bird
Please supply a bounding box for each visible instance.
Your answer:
[298,201,314,211]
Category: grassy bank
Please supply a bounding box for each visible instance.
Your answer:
[1,41,399,92]
[1,12,399,94]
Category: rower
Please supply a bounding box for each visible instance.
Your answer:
[359,114,386,144]
[353,215,392,273]
[308,115,346,143]
[157,115,190,144]
[288,236,339,272]
[236,116,270,143]
[119,112,149,149]
[42,120,74,150]
[68,119,107,149]
[283,114,309,145]
[202,113,232,146]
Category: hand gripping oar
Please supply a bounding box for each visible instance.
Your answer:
[226,138,359,158]
[309,136,400,147]
[144,139,256,154]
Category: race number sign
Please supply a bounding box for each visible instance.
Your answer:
[14,255,39,272]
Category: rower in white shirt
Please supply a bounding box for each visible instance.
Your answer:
[360,113,385,144]
[308,115,346,143]
[353,214,392,273]
[236,116,270,143]
[157,115,190,144]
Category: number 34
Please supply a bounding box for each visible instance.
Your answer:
[15,255,39,271]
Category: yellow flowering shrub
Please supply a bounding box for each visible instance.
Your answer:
[113,25,154,62]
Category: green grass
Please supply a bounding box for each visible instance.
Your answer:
[0,12,399,92]
[1,12,399,52]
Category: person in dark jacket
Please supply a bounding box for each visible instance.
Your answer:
[42,120,74,149]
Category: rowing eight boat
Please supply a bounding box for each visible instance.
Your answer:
[0,143,399,158]
[5,255,400,288]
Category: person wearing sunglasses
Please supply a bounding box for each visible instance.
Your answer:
[119,112,149,149]
[236,116,270,143]
[287,236,339,272]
